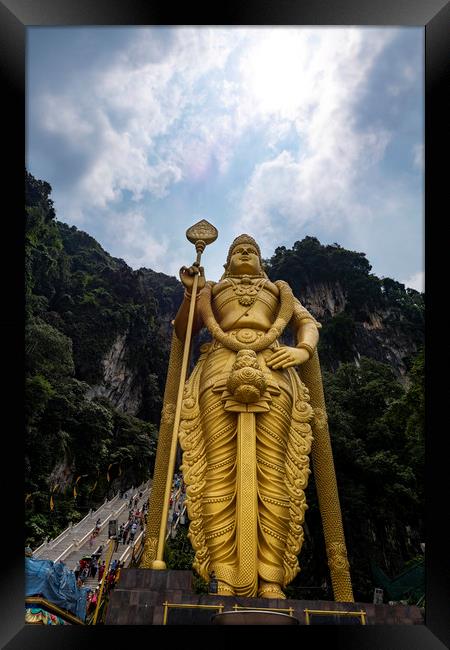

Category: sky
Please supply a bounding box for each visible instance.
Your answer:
[26,26,424,291]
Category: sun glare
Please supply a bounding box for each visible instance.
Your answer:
[241,31,310,118]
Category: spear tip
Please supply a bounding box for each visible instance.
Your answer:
[186,220,218,247]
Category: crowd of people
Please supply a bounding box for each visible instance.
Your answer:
[74,488,149,621]
[25,486,154,624]
[84,559,125,616]
[117,494,148,545]
[74,551,103,584]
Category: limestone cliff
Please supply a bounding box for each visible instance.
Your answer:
[86,333,142,415]
[299,279,348,319]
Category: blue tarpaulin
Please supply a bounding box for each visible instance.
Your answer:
[25,557,89,621]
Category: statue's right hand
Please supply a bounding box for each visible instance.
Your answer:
[179,265,206,293]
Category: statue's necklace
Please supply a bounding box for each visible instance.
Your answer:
[198,280,295,352]
[227,276,266,307]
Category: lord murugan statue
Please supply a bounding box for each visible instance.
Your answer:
[141,222,353,602]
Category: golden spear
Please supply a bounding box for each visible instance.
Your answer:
[150,220,218,569]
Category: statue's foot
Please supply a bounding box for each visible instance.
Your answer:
[217,581,235,596]
[258,581,286,599]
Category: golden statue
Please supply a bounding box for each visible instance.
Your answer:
[141,226,353,603]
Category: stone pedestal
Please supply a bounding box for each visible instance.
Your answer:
[105,569,193,625]
[105,568,425,626]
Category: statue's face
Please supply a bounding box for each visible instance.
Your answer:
[228,243,262,276]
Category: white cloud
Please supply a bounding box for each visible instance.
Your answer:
[387,61,421,97]
[104,208,169,270]
[29,26,423,284]
[38,93,95,140]
[235,29,395,244]
[33,27,243,219]
[33,28,396,225]
[402,270,424,292]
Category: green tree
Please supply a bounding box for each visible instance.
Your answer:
[312,355,425,600]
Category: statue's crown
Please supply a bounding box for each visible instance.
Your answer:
[225,234,262,269]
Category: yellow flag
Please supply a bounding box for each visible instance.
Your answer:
[89,469,100,494]
[50,483,59,510]
[73,475,82,498]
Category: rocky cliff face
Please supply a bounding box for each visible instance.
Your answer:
[295,280,422,381]
[86,333,142,415]
[353,320,416,379]
[298,280,348,319]
[47,456,75,493]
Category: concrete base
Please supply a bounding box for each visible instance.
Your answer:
[105,568,425,626]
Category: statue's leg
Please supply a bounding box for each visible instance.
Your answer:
[199,351,238,593]
[255,387,292,597]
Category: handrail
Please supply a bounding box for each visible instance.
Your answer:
[65,509,117,560]
[25,596,85,625]
[162,601,224,625]
[34,507,91,554]
[46,527,71,549]
[113,501,128,519]
[54,542,75,564]
[53,528,71,545]
[68,487,151,564]
[133,535,146,566]
[74,509,94,528]
[55,500,130,565]
[166,502,186,540]
[38,512,105,561]
[303,608,367,625]
[119,529,144,565]
[33,538,49,555]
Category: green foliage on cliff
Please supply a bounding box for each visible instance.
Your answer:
[265,236,383,312]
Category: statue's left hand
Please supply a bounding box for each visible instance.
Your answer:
[266,346,310,369]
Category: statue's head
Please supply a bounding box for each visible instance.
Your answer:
[222,234,267,279]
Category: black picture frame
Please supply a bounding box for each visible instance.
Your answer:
[1,1,448,647]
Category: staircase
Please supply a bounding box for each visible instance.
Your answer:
[33,481,151,575]
[33,475,188,582]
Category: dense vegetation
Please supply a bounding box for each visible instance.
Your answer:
[296,352,424,602]
[25,171,424,603]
